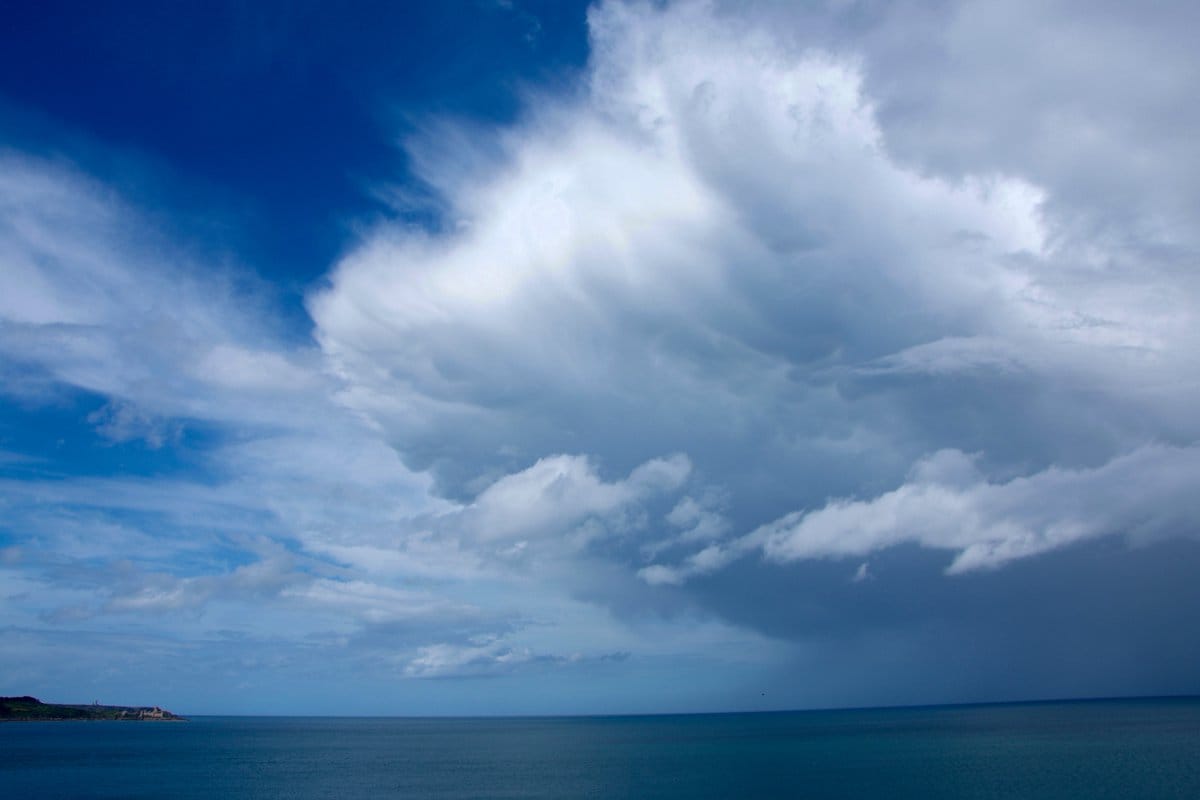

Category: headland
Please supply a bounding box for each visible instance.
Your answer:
[0,696,185,721]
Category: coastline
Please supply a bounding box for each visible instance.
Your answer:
[0,696,186,722]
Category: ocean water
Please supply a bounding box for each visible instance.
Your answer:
[2,698,1198,799]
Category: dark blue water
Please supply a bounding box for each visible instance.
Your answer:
[3,698,1198,798]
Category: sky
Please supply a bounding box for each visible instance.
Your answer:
[1,0,1199,716]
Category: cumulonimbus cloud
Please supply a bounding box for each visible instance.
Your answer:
[4,0,1200,696]
[311,0,1200,586]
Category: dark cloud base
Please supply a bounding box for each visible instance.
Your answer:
[699,538,1200,707]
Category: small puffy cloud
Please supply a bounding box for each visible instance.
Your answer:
[403,639,535,678]
[401,636,631,679]
[461,453,689,542]
[655,494,730,551]
[86,401,179,449]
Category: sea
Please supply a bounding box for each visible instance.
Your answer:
[2,697,1198,799]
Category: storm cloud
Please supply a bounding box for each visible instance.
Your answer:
[2,0,1199,711]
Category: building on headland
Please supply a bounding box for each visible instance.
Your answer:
[115,706,167,720]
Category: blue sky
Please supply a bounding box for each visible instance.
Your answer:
[2,0,1200,715]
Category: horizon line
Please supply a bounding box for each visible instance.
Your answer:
[163,692,1200,720]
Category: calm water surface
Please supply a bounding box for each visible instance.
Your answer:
[3,698,1198,798]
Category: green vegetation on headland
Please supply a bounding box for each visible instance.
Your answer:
[0,696,185,721]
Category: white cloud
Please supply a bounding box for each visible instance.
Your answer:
[283,579,479,626]
[3,0,1200,697]
[660,495,729,547]
[0,149,707,678]
[194,344,319,392]
[643,444,1200,580]
[463,453,689,542]
[86,401,178,448]
[311,0,1200,595]
[403,638,535,678]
